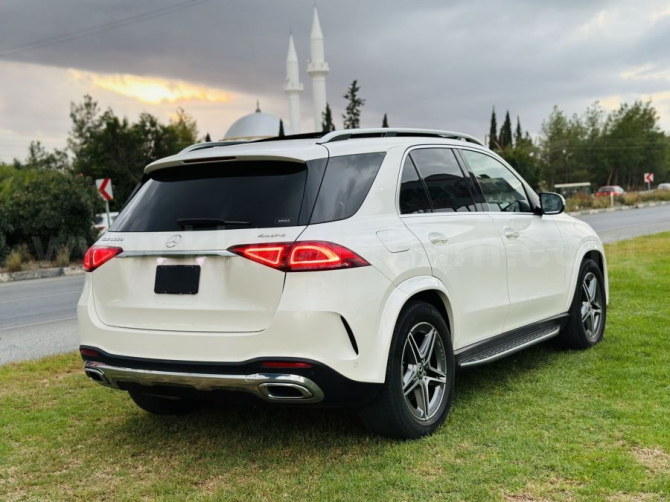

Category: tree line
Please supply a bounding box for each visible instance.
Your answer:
[0,96,200,262]
[489,101,669,190]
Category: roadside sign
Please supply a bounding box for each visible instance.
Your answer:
[95,179,113,232]
[644,172,654,191]
[95,178,113,201]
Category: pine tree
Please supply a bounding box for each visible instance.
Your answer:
[278,119,285,137]
[514,117,523,148]
[382,113,389,128]
[499,111,513,149]
[342,80,365,129]
[488,108,498,150]
[321,103,336,132]
[204,132,212,142]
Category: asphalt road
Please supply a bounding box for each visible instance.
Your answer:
[576,204,670,244]
[1,204,669,367]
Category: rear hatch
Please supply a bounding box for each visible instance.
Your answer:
[91,159,320,333]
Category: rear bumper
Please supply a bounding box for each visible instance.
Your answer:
[81,348,382,406]
[78,266,395,383]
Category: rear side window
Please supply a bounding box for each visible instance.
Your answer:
[310,152,386,224]
[410,148,476,212]
[399,157,432,214]
[110,161,307,232]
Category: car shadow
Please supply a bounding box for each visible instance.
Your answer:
[97,340,569,455]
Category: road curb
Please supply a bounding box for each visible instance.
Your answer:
[569,200,669,216]
[0,266,85,284]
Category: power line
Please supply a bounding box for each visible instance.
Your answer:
[0,0,210,58]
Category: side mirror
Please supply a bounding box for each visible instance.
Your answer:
[539,192,565,215]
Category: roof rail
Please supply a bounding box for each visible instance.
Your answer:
[317,128,485,147]
[180,140,249,153]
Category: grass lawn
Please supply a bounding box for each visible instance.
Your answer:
[1,233,669,501]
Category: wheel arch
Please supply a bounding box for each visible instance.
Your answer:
[369,276,454,383]
[566,241,609,311]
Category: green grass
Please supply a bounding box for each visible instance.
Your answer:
[1,234,669,501]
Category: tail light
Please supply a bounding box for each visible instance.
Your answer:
[84,245,123,272]
[229,241,368,272]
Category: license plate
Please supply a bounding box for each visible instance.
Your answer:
[154,265,201,295]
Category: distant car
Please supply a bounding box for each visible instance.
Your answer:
[94,212,119,234]
[595,186,625,197]
[658,183,670,191]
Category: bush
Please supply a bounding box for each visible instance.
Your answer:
[565,190,670,212]
[4,249,22,272]
[0,205,11,263]
[0,167,102,260]
[53,246,70,268]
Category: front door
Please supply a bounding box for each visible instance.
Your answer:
[459,149,566,332]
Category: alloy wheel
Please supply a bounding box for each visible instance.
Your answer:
[581,272,603,339]
[401,322,448,421]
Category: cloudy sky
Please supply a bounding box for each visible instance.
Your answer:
[1,0,670,162]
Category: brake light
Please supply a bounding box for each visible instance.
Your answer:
[229,241,368,272]
[84,245,123,272]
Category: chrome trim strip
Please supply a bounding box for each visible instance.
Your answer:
[117,250,236,258]
[84,361,324,403]
[459,327,560,367]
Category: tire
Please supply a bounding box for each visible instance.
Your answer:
[128,390,204,416]
[558,258,607,350]
[358,301,455,439]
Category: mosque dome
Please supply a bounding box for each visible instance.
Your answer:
[223,102,291,140]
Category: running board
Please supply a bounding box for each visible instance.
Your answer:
[455,315,567,368]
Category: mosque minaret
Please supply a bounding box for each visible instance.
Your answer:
[224,7,329,140]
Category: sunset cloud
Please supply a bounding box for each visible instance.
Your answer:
[70,70,231,105]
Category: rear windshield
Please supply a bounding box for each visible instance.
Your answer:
[110,161,307,232]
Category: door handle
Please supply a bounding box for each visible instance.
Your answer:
[504,228,520,239]
[429,232,449,245]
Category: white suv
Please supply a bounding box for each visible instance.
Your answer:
[78,128,608,438]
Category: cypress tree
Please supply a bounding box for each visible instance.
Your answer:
[342,80,365,129]
[499,111,513,149]
[382,113,389,128]
[514,116,523,147]
[278,119,285,137]
[488,108,498,150]
[321,103,336,132]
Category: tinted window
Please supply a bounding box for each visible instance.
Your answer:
[310,152,386,224]
[410,148,476,212]
[461,150,531,212]
[110,161,307,232]
[399,157,432,214]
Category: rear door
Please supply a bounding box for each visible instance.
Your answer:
[459,149,566,332]
[92,159,324,333]
[399,147,510,349]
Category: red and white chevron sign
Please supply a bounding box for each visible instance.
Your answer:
[95,178,113,201]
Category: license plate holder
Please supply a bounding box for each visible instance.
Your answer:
[154,265,201,295]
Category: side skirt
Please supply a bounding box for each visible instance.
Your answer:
[455,314,568,367]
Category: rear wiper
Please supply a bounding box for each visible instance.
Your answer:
[177,218,251,228]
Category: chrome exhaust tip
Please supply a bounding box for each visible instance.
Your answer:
[258,382,315,401]
[85,367,111,387]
